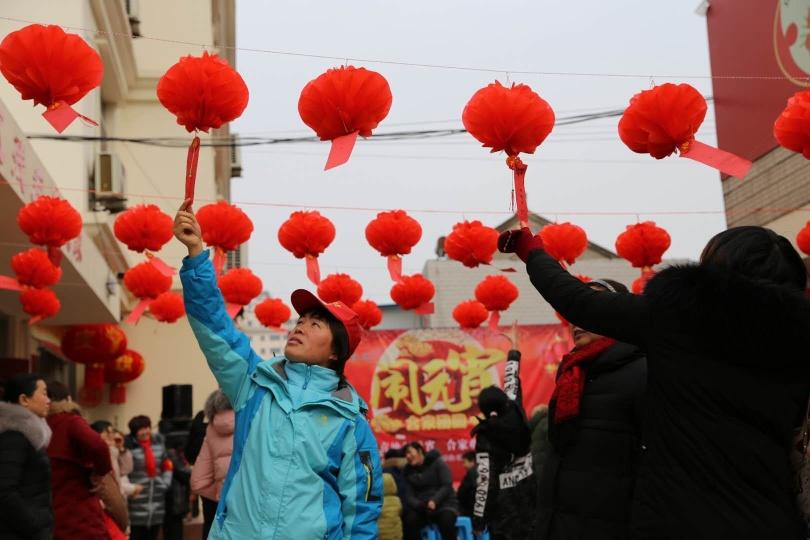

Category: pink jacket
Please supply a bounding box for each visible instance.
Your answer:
[190,410,234,501]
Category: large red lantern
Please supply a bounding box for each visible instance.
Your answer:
[352,299,382,330]
[298,65,392,170]
[20,288,60,324]
[17,196,82,265]
[444,221,499,268]
[775,91,810,159]
[123,262,173,324]
[463,81,555,228]
[61,324,127,389]
[317,274,363,307]
[619,83,751,178]
[105,350,145,404]
[539,223,588,267]
[254,298,292,330]
[148,292,185,323]
[10,248,62,289]
[475,275,519,329]
[277,211,336,285]
[196,201,254,274]
[114,204,175,275]
[798,221,810,256]
[218,268,263,318]
[366,210,422,281]
[390,274,435,314]
[157,52,249,205]
[453,300,489,329]
[615,221,671,270]
[0,24,103,132]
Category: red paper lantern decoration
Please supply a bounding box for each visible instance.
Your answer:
[615,221,671,269]
[619,83,751,178]
[17,196,82,264]
[0,24,103,132]
[114,204,174,253]
[277,211,336,285]
[254,298,292,329]
[148,292,185,323]
[444,221,499,268]
[298,65,392,169]
[196,201,254,274]
[632,270,656,295]
[11,248,62,288]
[105,350,145,404]
[775,91,810,159]
[317,273,363,307]
[366,210,422,281]
[20,288,60,324]
[539,222,588,266]
[797,221,810,256]
[453,300,489,329]
[123,262,173,324]
[475,275,519,329]
[463,81,555,228]
[390,274,435,314]
[218,268,263,317]
[61,324,127,388]
[351,299,382,330]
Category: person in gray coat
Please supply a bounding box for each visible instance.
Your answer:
[125,415,172,540]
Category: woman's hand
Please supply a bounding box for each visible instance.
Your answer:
[174,198,204,257]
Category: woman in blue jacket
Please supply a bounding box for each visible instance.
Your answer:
[174,200,382,540]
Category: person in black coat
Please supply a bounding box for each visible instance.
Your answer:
[499,225,810,540]
[0,373,53,540]
[456,452,477,518]
[402,443,458,540]
[537,278,647,540]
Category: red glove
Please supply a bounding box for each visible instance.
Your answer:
[498,227,544,263]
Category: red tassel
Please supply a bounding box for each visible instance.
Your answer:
[213,248,226,276]
[325,131,359,170]
[414,302,435,315]
[507,157,529,228]
[226,303,242,319]
[145,251,176,277]
[680,140,751,179]
[41,101,98,133]
[305,255,321,285]
[109,383,126,404]
[185,136,202,205]
[387,256,403,282]
[0,276,23,291]
[125,299,150,324]
[488,311,501,330]
[47,246,63,266]
[85,363,105,389]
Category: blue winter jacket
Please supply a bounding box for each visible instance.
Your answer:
[180,250,383,539]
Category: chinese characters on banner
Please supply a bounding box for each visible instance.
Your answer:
[343,325,572,482]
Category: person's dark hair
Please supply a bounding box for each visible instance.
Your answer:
[46,380,71,402]
[128,415,152,436]
[303,307,350,374]
[2,373,44,404]
[462,451,476,462]
[204,389,233,421]
[700,226,807,291]
[90,420,113,434]
[403,442,425,455]
[589,278,629,294]
[384,447,405,459]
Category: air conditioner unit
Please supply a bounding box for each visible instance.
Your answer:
[230,134,242,178]
[94,152,127,212]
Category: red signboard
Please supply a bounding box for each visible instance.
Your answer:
[343,325,572,481]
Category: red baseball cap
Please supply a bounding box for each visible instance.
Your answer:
[290,289,363,359]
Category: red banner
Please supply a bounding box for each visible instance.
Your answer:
[344,325,572,481]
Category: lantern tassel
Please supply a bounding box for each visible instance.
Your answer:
[325,131,359,170]
[387,256,403,282]
[0,276,23,291]
[488,311,501,331]
[226,303,242,319]
[145,251,176,277]
[508,157,530,228]
[125,299,150,325]
[414,302,434,315]
[305,255,321,285]
[85,364,105,389]
[42,101,98,134]
[47,246,63,267]
[109,383,126,404]
[213,248,226,276]
[185,136,202,206]
[680,140,752,179]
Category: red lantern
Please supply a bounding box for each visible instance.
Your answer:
[798,221,810,256]
[61,324,127,388]
[254,298,292,330]
[475,275,519,329]
[0,24,103,132]
[114,204,176,276]
[351,299,382,330]
[317,274,363,307]
[17,196,82,265]
[218,268,263,318]
[539,223,588,266]
[196,201,254,274]
[619,83,751,178]
[453,300,489,329]
[11,248,62,288]
[463,81,555,228]
[20,288,60,324]
[123,262,173,324]
[632,270,656,295]
[298,65,392,169]
[277,211,336,285]
[157,51,249,204]
[390,274,435,314]
[148,292,185,323]
[366,210,422,281]
[444,221,499,268]
[615,221,671,269]
[775,91,810,159]
[105,350,145,404]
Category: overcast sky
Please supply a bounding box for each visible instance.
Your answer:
[232,0,722,304]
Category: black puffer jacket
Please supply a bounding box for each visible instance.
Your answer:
[403,450,458,513]
[526,249,810,540]
[0,402,53,540]
[538,341,646,540]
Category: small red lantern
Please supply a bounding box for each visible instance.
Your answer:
[11,248,62,288]
[539,223,588,267]
[157,51,249,205]
[317,273,363,307]
[123,262,173,324]
[17,196,82,265]
[775,91,810,159]
[463,81,555,228]
[61,324,127,388]
[390,274,435,314]
[0,24,103,132]
[444,221,499,268]
[798,221,810,256]
[277,211,336,285]
[619,83,751,178]
[352,299,382,330]
[218,268,263,318]
[114,204,176,276]
[475,275,519,329]
[20,288,60,324]
[254,298,292,330]
[148,292,185,323]
[366,210,422,281]
[453,300,489,329]
[105,350,145,404]
[298,65,392,169]
[615,221,671,270]
[196,201,254,274]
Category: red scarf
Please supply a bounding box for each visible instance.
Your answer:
[552,337,616,424]
[138,438,157,478]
